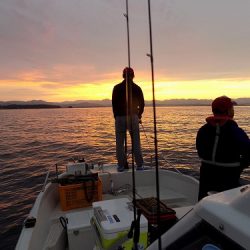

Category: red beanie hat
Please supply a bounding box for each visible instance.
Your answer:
[123,67,134,78]
[212,96,237,115]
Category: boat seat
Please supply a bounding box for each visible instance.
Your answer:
[44,222,66,250]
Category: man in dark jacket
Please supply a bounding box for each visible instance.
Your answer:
[112,67,145,172]
[196,96,250,200]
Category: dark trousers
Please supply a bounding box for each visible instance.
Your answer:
[198,163,242,201]
[115,115,143,170]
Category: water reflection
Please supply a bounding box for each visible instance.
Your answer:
[0,106,249,248]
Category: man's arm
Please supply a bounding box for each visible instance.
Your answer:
[138,87,145,118]
[112,86,118,118]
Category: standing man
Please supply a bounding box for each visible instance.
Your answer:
[196,96,250,200]
[112,67,145,172]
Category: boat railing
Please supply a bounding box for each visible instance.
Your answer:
[42,170,50,192]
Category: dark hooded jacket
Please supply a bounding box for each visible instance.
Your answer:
[112,80,144,118]
[197,116,250,167]
[196,116,250,200]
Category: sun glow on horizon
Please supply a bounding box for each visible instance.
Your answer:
[136,77,250,101]
[0,77,250,102]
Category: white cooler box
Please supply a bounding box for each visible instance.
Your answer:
[66,210,94,250]
[92,198,148,250]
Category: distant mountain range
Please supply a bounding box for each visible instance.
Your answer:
[0,98,250,109]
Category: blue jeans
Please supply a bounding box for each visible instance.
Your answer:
[115,115,143,170]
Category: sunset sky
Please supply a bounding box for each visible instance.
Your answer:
[0,0,250,102]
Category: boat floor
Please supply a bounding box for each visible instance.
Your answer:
[47,186,194,244]
[51,191,193,222]
[46,197,193,250]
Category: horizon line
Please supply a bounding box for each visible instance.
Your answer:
[1,96,250,102]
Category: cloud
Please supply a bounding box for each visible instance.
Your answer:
[0,0,250,100]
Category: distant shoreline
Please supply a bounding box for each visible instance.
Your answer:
[0,104,61,109]
[1,98,250,109]
[1,103,250,110]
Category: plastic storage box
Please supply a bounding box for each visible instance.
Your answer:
[92,198,148,250]
[66,162,87,175]
[66,210,94,250]
[59,178,102,211]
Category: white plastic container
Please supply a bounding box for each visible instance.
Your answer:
[66,162,87,175]
[66,210,94,250]
[92,198,148,250]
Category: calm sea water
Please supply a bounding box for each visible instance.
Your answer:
[1,106,250,249]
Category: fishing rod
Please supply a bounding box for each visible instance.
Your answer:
[124,0,130,164]
[124,0,133,166]
[147,0,162,249]
[124,0,131,68]
[124,2,142,250]
[124,0,137,238]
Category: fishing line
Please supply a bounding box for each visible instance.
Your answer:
[140,122,151,146]
[140,123,183,173]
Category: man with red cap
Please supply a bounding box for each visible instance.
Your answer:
[112,67,144,172]
[196,96,250,200]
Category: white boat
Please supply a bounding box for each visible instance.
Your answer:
[15,161,250,250]
[15,162,199,250]
[14,0,250,248]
